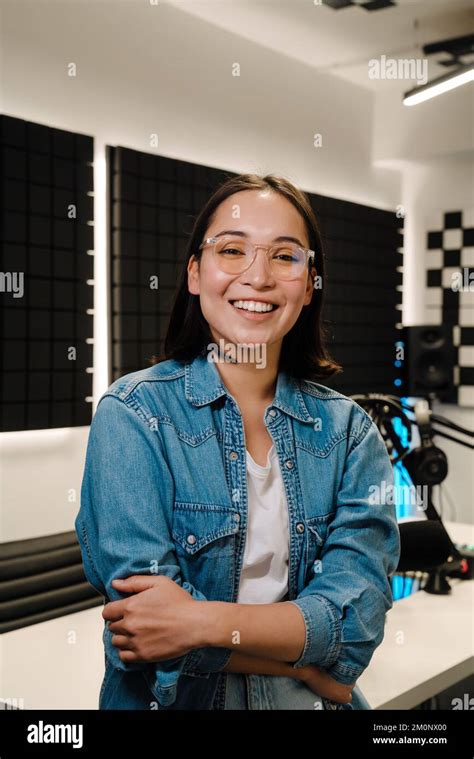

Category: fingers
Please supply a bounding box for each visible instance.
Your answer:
[111,635,148,664]
[102,601,125,621]
[112,575,162,593]
[103,575,160,619]
[111,633,134,651]
[333,686,353,704]
[112,577,143,593]
[107,621,129,635]
[118,649,141,663]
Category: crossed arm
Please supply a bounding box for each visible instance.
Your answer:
[103,573,354,703]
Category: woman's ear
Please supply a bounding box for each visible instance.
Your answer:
[303,267,317,305]
[187,254,200,296]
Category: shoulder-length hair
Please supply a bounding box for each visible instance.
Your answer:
[149,173,342,382]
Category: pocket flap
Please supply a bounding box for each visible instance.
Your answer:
[172,504,240,555]
[306,513,332,545]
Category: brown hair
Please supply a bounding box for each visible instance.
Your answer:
[149,173,342,382]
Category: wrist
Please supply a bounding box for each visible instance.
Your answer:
[190,600,225,649]
[200,601,233,648]
[295,664,310,682]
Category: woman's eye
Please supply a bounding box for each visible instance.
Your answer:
[220,247,244,256]
[274,251,297,262]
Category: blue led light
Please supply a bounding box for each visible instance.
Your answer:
[392,399,418,600]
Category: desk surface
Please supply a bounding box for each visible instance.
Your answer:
[358,521,474,709]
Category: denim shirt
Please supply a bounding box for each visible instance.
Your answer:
[75,352,401,710]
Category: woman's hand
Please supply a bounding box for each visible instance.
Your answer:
[298,664,355,704]
[102,574,201,663]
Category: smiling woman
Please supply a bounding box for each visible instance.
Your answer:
[75,173,401,711]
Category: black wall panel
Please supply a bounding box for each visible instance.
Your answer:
[312,193,403,395]
[109,147,403,394]
[0,116,94,431]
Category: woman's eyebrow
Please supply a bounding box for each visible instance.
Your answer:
[214,230,305,247]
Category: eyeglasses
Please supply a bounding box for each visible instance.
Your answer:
[198,235,315,281]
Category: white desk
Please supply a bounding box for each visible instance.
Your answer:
[358,521,474,709]
[1,604,105,710]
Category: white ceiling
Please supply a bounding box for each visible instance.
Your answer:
[166,0,474,91]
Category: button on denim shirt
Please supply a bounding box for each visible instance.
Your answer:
[75,352,401,710]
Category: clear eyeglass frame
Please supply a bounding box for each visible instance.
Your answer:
[198,235,316,280]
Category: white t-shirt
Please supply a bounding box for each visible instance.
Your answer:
[237,443,289,604]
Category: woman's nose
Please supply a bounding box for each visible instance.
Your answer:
[240,248,277,286]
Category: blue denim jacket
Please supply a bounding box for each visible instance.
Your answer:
[75,352,400,710]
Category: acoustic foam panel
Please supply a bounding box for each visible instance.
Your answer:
[0,115,94,431]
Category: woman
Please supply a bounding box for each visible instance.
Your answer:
[76,173,401,711]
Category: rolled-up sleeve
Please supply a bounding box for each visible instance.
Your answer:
[288,414,401,684]
[75,393,232,706]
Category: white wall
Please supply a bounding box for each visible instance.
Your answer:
[430,403,474,527]
[373,86,473,164]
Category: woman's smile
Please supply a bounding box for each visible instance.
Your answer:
[228,298,280,321]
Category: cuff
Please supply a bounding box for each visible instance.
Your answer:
[324,660,364,685]
[287,594,342,669]
[181,647,233,677]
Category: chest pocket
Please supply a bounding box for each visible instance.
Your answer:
[304,513,332,580]
[172,503,240,559]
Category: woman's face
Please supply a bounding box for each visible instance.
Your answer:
[188,189,315,355]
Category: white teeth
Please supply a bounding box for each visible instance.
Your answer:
[232,300,276,313]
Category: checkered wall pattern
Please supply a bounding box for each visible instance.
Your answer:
[425,209,474,407]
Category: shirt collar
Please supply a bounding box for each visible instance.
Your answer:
[184,351,313,423]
